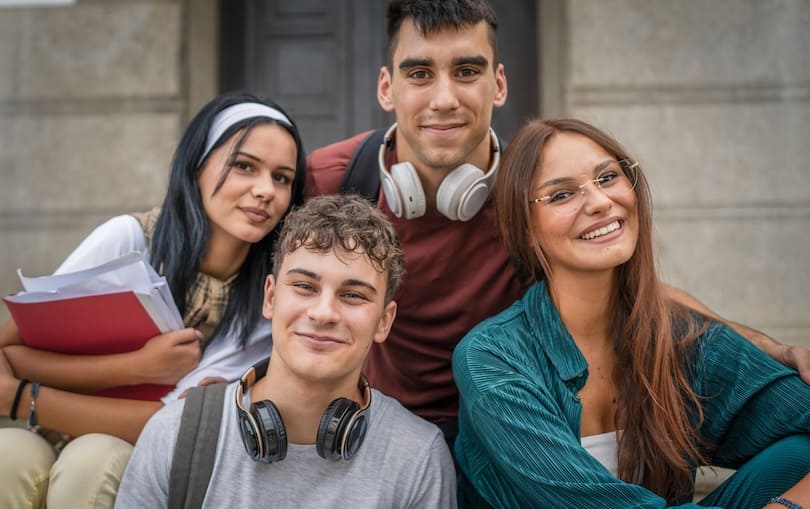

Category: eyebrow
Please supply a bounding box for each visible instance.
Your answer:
[234,151,296,173]
[344,279,379,295]
[286,268,379,295]
[452,55,489,68]
[399,57,433,71]
[537,159,616,190]
[398,55,489,71]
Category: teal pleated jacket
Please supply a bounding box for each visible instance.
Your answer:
[453,281,810,508]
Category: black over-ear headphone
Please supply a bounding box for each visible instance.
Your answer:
[235,358,372,463]
[377,123,501,221]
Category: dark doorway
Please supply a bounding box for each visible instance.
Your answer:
[220,0,537,151]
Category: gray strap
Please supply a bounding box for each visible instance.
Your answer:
[168,383,227,509]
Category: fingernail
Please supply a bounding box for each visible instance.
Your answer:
[195,330,203,340]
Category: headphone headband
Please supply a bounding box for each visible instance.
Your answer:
[237,357,269,393]
[235,358,372,463]
[377,123,500,220]
[356,375,372,414]
[235,359,371,414]
[377,123,500,173]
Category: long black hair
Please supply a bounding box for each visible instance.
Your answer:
[151,91,306,347]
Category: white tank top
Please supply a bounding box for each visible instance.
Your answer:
[581,431,620,476]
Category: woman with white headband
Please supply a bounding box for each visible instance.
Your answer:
[0,91,307,508]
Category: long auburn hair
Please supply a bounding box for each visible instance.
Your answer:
[151,91,306,347]
[496,118,707,501]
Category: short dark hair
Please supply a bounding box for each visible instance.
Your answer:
[385,0,499,68]
[273,195,405,303]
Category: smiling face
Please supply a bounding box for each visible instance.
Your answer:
[377,19,507,174]
[530,131,639,278]
[262,246,397,386]
[198,122,297,248]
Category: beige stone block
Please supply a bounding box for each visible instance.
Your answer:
[569,0,810,86]
[0,12,20,99]
[570,103,810,208]
[656,216,810,347]
[2,113,178,213]
[694,467,735,501]
[14,2,180,98]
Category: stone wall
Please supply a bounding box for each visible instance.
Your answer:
[0,0,217,321]
[540,0,810,347]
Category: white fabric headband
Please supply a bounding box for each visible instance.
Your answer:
[198,102,293,166]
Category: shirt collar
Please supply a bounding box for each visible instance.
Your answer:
[524,280,589,386]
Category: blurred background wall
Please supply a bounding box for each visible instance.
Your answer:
[1,0,808,348]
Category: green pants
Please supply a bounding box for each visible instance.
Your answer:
[698,433,810,508]
[458,434,810,508]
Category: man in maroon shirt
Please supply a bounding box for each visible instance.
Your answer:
[308,1,518,446]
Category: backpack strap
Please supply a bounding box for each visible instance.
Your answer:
[339,128,387,203]
[168,382,227,509]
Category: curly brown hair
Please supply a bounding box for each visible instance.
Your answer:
[272,195,405,303]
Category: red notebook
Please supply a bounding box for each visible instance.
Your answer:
[4,290,174,401]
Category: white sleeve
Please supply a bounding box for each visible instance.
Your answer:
[55,215,147,274]
[160,318,273,403]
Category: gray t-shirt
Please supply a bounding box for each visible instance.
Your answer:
[115,383,457,508]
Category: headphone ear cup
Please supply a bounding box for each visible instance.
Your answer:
[388,162,426,219]
[250,400,287,463]
[340,405,369,462]
[237,401,264,462]
[380,169,404,218]
[436,164,486,221]
[316,398,360,461]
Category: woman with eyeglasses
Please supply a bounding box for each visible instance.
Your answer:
[452,118,809,508]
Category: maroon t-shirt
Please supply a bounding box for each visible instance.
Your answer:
[306,133,523,421]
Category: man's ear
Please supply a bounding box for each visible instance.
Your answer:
[493,62,508,108]
[262,274,276,320]
[372,300,397,345]
[377,66,395,113]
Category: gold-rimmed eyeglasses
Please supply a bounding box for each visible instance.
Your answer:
[528,159,639,216]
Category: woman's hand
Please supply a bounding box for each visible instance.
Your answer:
[134,328,202,385]
[763,473,810,508]
[0,320,22,348]
[744,330,810,385]
[777,343,810,385]
[177,376,229,399]
[0,349,21,416]
[666,284,810,383]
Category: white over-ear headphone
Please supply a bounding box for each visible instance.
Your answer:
[377,123,501,221]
